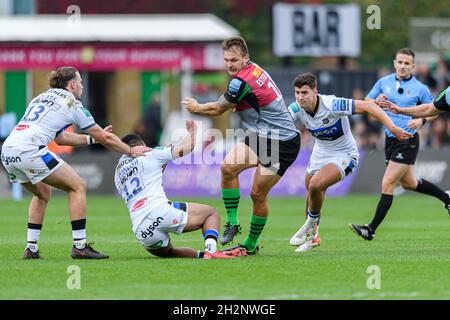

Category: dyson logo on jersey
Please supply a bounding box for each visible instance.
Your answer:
[1,155,22,165]
[131,198,148,212]
[309,119,344,141]
[140,217,164,238]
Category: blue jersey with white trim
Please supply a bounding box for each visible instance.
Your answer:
[288,94,358,157]
[367,73,433,138]
[3,88,96,150]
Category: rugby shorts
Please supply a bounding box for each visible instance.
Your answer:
[307,151,359,180]
[134,201,188,250]
[1,145,64,184]
[385,133,419,165]
[243,132,300,176]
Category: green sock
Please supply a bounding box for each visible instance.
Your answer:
[221,188,240,225]
[243,214,267,251]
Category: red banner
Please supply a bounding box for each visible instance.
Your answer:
[0,44,224,71]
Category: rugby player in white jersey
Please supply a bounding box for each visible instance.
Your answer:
[287,73,412,252]
[115,120,245,259]
[1,66,149,259]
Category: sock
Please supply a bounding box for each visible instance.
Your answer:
[71,219,87,249]
[196,251,205,259]
[415,179,450,205]
[306,209,321,225]
[242,214,267,251]
[27,223,42,253]
[203,229,219,254]
[369,194,393,232]
[221,188,240,225]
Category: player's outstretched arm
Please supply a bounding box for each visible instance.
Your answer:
[54,125,113,147]
[85,124,150,157]
[380,99,441,118]
[181,95,235,116]
[171,120,197,159]
[354,100,413,140]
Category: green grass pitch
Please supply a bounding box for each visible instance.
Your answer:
[1,194,449,300]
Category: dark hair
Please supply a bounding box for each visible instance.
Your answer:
[49,66,79,89]
[121,133,145,147]
[292,72,317,89]
[395,48,415,60]
[222,36,249,56]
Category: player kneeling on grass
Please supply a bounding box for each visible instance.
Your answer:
[287,73,412,252]
[114,120,246,259]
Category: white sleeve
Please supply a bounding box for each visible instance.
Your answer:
[287,102,301,121]
[328,96,355,117]
[149,147,173,165]
[72,102,96,130]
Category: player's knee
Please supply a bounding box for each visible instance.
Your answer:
[250,188,265,203]
[308,179,324,195]
[37,186,52,202]
[209,206,219,219]
[75,179,87,194]
[221,163,238,178]
[381,178,396,192]
[401,180,416,190]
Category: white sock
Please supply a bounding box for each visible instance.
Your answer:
[205,238,217,254]
[26,242,39,253]
[27,227,41,253]
[73,229,87,249]
[307,209,320,225]
[27,228,41,243]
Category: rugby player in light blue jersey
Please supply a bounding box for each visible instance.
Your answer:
[382,85,450,117]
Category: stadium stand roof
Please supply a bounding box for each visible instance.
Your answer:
[0,14,239,42]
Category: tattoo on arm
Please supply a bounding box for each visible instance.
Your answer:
[218,95,235,110]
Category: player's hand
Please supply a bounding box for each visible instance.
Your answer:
[103,125,113,133]
[185,119,197,134]
[375,94,388,106]
[181,97,198,113]
[390,126,413,141]
[129,145,151,158]
[380,99,401,114]
[407,118,424,130]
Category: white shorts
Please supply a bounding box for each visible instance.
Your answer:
[1,146,65,184]
[134,201,189,250]
[307,152,358,180]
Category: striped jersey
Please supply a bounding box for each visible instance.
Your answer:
[223,62,299,141]
[434,86,450,111]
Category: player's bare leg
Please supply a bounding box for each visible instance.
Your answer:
[293,164,341,252]
[235,165,280,254]
[43,163,108,259]
[307,164,342,212]
[21,182,52,259]
[148,239,198,258]
[220,142,258,245]
[148,203,244,259]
